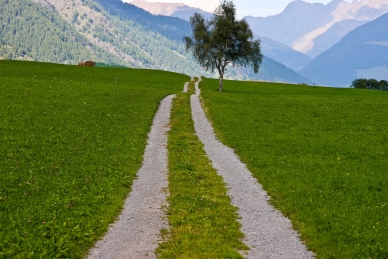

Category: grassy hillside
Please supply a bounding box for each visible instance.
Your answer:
[199,79,388,258]
[0,60,188,258]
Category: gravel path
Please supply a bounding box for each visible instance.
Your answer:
[183,82,189,93]
[183,77,195,93]
[191,80,315,259]
[87,94,175,259]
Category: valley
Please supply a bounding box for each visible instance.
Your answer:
[1,0,388,257]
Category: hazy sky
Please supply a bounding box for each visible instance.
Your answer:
[128,0,352,17]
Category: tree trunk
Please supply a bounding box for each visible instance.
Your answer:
[218,72,224,92]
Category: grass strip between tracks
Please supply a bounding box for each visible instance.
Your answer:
[157,81,247,258]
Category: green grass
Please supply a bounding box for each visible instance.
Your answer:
[199,78,388,258]
[157,81,247,258]
[0,60,188,258]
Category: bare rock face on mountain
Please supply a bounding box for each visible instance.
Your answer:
[124,0,212,21]
[126,0,186,16]
[246,0,388,57]
[306,19,367,58]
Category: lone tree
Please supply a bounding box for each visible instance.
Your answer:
[184,0,262,91]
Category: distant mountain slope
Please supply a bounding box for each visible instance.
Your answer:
[246,0,340,50]
[246,0,388,57]
[299,12,388,87]
[259,36,312,71]
[307,19,367,58]
[125,0,312,71]
[125,0,213,21]
[230,56,313,84]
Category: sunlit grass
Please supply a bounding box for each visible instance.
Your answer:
[199,78,388,258]
[0,60,188,258]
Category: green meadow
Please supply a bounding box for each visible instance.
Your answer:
[2,60,388,258]
[0,61,188,258]
[199,78,388,258]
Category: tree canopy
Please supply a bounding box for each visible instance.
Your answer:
[184,0,262,91]
[351,78,388,91]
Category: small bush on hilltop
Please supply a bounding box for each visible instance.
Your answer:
[351,78,388,91]
[77,60,96,67]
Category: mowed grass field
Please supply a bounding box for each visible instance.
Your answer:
[0,61,188,258]
[200,79,388,258]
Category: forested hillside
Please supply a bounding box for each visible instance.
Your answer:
[93,0,192,43]
[0,0,122,64]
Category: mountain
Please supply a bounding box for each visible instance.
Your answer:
[125,0,312,71]
[7,0,205,76]
[94,0,192,42]
[306,19,367,58]
[258,35,312,71]
[299,12,388,87]
[229,56,313,84]
[0,0,311,84]
[245,0,388,57]
[0,0,119,64]
[124,0,213,21]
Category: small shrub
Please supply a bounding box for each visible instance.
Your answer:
[84,60,95,67]
[77,60,95,67]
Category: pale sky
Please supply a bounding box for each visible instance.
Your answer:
[129,0,352,17]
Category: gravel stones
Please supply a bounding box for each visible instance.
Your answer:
[87,94,175,259]
[183,82,188,93]
[191,81,314,259]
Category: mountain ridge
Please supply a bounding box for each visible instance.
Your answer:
[300,12,388,87]
[245,0,388,57]
[259,35,312,71]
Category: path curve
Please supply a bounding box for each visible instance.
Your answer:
[191,80,315,259]
[87,94,175,259]
[183,77,195,93]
